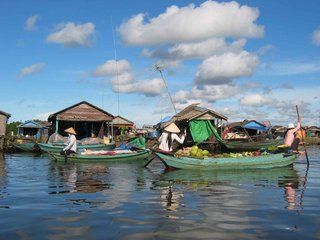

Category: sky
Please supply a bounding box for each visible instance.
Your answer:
[1,0,319,127]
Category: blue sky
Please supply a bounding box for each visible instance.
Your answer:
[1,0,319,127]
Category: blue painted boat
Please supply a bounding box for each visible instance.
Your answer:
[154,151,299,170]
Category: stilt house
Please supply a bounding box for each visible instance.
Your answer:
[48,101,114,139]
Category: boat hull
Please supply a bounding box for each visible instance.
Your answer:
[221,139,281,151]
[12,142,37,152]
[155,152,299,170]
[50,150,149,162]
[38,142,116,153]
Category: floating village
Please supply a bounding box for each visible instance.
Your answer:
[1,101,319,169]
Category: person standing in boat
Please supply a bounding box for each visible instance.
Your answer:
[284,116,301,151]
[158,123,186,152]
[61,127,77,155]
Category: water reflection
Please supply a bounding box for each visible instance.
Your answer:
[48,162,111,194]
[282,166,307,211]
[158,165,305,214]
[0,151,318,239]
[47,160,149,210]
[0,153,8,208]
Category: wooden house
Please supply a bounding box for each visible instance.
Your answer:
[48,101,114,139]
[222,120,271,140]
[160,103,228,129]
[159,103,228,149]
[111,115,135,136]
[306,126,320,138]
[17,120,49,140]
[0,110,11,151]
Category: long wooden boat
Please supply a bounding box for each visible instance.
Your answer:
[221,139,282,152]
[160,165,299,185]
[38,142,116,153]
[12,138,39,152]
[49,149,150,162]
[154,151,299,170]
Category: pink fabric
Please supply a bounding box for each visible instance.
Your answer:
[284,122,301,147]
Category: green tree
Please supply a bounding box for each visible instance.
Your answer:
[6,121,22,136]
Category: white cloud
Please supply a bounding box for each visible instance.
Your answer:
[170,38,246,59]
[93,59,165,96]
[110,72,134,85]
[25,15,39,31]
[18,63,45,79]
[195,51,259,85]
[118,1,264,46]
[34,112,52,121]
[143,38,246,60]
[93,59,131,76]
[312,27,320,46]
[112,78,164,97]
[46,22,95,47]
[172,84,242,105]
[239,93,275,106]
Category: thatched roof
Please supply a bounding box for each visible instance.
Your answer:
[160,103,228,128]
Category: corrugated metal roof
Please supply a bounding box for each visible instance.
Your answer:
[48,101,114,122]
[112,116,134,125]
[18,120,48,129]
[160,103,228,129]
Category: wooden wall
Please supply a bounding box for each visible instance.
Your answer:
[0,114,9,151]
[56,103,113,122]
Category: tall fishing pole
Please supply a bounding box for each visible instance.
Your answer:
[111,16,120,117]
[155,64,177,114]
[296,105,309,165]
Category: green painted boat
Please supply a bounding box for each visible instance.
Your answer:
[160,165,299,186]
[154,151,299,170]
[38,142,116,153]
[221,139,282,152]
[49,149,150,162]
[12,138,39,152]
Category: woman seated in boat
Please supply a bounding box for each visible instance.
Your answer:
[129,132,146,150]
[158,123,186,152]
[61,127,77,155]
[284,116,301,152]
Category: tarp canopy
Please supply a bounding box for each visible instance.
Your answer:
[189,120,222,142]
[242,121,269,131]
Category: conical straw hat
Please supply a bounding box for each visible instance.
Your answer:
[64,127,76,135]
[164,123,180,133]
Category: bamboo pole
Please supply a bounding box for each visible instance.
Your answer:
[296,105,309,165]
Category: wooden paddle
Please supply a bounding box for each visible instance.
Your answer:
[144,156,155,168]
[144,148,174,168]
[296,105,309,165]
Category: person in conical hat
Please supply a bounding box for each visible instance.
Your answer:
[64,127,77,135]
[62,127,77,155]
[284,115,301,151]
[164,122,180,133]
[158,123,186,152]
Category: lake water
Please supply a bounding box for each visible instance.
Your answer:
[0,146,319,239]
